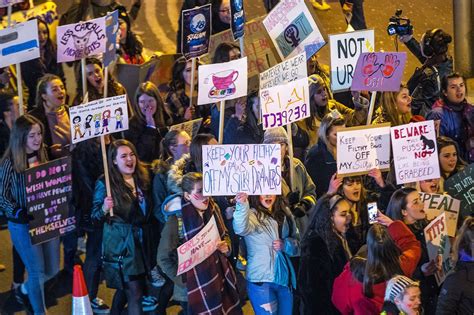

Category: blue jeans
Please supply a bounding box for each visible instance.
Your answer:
[8,222,60,315]
[247,282,293,315]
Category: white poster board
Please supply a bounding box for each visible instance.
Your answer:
[336,124,391,176]
[0,19,39,68]
[329,29,375,92]
[197,57,248,105]
[424,212,453,285]
[263,0,325,60]
[177,216,220,275]
[420,193,460,237]
[390,121,441,185]
[202,143,282,196]
[260,77,310,129]
[69,95,128,144]
[259,52,308,90]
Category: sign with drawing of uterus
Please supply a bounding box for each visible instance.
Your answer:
[197,57,248,105]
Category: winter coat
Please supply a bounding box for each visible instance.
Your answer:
[232,200,300,288]
[331,221,422,315]
[0,157,28,223]
[223,108,264,145]
[427,99,471,161]
[124,116,168,163]
[151,158,173,223]
[299,231,349,314]
[436,260,474,315]
[305,141,335,199]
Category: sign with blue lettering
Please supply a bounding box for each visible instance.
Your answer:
[0,19,39,67]
[181,4,211,60]
[230,0,245,40]
[103,10,119,67]
[329,29,375,92]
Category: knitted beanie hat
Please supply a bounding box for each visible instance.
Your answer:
[263,127,288,145]
[384,275,419,302]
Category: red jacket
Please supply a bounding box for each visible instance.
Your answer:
[331,221,421,315]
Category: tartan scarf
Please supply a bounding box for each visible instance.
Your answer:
[181,200,242,315]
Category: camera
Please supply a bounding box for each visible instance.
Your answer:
[387,9,413,36]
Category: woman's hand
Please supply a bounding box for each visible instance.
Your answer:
[103,196,114,214]
[368,168,385,188]
[216,241,230,255]
[144,106,155,127]
[376,210,393,226]
[327,173,343,194]
[184,105,195,121]
[235,192,248,205]
[272,239,284,252]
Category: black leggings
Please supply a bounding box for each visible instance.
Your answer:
[110,278,144,315]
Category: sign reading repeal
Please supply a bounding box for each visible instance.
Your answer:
[420,193,460,237]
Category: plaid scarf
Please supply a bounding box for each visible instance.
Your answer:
[181,200,242,315]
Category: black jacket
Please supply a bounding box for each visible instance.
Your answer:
[305,141,336,199]
[124,116,167,163]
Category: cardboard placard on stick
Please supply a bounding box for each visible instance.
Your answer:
[169,118,203,139]
[25,157,76,245]
[351,52,407,92]
[444,163,474,218]
[329,29,375,92]
[0,19,40,68]
[181,4,211,60]
[390,121,440,185]
[202,144,282,196]
[259,52,307,90]
[420,193,460,237]
[336,123,391,176]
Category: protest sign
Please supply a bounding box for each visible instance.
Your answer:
[329,29,375,92]
[181,4,211,60]
[25,157,75,245]
[230,0,245,40]
[0,19,39,68]
[116,58,158,98]
[198,57,248,105]
[260,77,309,129]
[424,213,453,285]
[103,10,118,67]
[169,118,203,139]
[259,52,307,90]
[69,95,128,144]
[337,124,391,176]
[202,144,282,196]
[351,52,407,92]
[0,0,23,8]
[420,193,460,237]
[263,0,325,60]
[391,121,440,185]
[177,216,221,275]
[444,163,474,217]
[56,16,106,63]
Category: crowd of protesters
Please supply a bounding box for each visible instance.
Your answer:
[0,1,473,315]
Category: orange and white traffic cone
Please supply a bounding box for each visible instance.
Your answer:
[72,265,93,315]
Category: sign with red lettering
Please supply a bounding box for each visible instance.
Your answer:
[260,77,309,129]
[420,193,460,237]
[177,216,220,275]
[424,213,453,285]
[390,121,440,185]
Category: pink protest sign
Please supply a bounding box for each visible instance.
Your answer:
[56,16,106,63]
[351,52,407,92]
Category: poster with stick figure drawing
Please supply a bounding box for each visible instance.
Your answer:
[56,16,106,63]
[69,94,128,144]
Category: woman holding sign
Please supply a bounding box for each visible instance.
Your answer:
[91,139,152,315]
[0,115,60,315]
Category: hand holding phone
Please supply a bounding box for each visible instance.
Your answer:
[368,202,378,224]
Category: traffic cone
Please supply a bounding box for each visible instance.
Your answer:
[72,265,93,315]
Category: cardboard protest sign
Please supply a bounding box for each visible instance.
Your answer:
[444,163,474,217]
[329,29,375,92]
[197,57,248,105]
[177,216,220,275]
[69,95,128,144]
[202,144,282,196]
[351,52,407,92]
[169,118,203,139]
[103,10,119,67]
[181,4,211,60]
[424,213,453,285]
[420,193,460,237]
[337,123,391,176]
[0,19,39,68]
[56,16,106,63]
[25,157,75,245]
[230,0,245,40]
[390,121,440,185]
[259,52,307,90]
[263,0,325,60]
[116,59,159,98]
[0,0,23,8]
[260,77,309,129]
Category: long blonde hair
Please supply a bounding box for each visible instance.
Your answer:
[378,85,412,126]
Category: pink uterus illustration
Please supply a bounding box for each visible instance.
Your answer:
[209,69,239,98]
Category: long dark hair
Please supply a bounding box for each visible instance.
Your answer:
[188,133,215,173]
[35,74,62,109]
[337,176,368,226]
[363,224,403,298]
[452,216,473,263]
[108,139,150,206]
[212,42,240,63]
[34,18,56,62]
[248,195,289,233]
[160,129,181,161]
[170,57,189,92]
[134,81,169,128]
[437,136,467,178]
[385,187,418,221]
[118,7,143,58]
